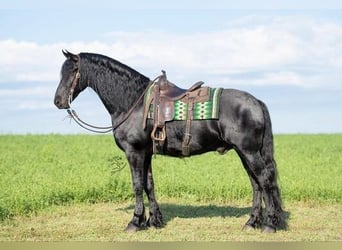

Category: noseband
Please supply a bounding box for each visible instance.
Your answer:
[67,55,81,106]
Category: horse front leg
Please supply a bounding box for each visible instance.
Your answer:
[125,151,147,232]
[143,153,163,228]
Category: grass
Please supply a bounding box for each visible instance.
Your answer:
[0,134,341,241]
[0,199,341,241]
[274,134,342,203]
[0,134,131,220]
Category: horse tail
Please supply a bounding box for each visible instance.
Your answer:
[259,100,287,229]
[258,100,276,168]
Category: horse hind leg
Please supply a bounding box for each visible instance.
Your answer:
[238,154,263,230]
[260,157,286,232]
[238,150,286,232]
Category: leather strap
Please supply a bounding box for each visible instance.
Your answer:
[182,95,195,156]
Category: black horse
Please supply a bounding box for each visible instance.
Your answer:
[54,51,286,233]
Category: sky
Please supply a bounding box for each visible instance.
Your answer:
[0,0,342,134]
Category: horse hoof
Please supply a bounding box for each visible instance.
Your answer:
[147,217,164,229]
[124,223,141,233]
[262,225,276,233]
[242,224,256,231]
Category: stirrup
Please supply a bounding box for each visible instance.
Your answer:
[151,125,166,142]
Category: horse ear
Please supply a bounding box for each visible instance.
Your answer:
[62,49,68,58]
[62,49,78,62]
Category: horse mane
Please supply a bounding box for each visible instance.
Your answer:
[79,52,150,114]
[80,52,146,80]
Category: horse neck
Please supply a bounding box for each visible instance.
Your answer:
[80,54,150,117]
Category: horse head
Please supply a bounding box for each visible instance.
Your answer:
[54,50,84,109]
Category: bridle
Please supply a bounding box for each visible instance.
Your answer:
[66,55,114,133]
[66,54,152,133]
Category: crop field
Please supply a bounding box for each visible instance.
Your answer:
[0,134,341,241]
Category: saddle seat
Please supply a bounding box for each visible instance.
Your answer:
[159,80,204,101]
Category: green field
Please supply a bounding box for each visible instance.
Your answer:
[0,134,341,240]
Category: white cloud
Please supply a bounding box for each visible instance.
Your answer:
[220,71,308,87]
[0,15,341,89]
[0,86,53,97]
[1,14,341,134]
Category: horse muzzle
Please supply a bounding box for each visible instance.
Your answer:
[54,94,70,109]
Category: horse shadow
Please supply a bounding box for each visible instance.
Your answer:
[118,202,251,225]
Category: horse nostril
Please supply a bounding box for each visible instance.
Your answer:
[54,96,61,107]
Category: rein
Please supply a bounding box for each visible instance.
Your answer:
[66,54,155,133]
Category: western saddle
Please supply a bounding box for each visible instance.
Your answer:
[143,71,210,156]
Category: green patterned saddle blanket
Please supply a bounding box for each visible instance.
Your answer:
[145,86,222,121]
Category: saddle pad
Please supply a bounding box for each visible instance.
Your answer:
[146,87,222,120]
